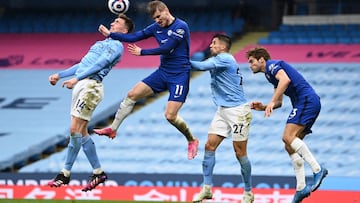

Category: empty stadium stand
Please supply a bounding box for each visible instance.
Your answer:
[0,9,244,37]
[17,63,360,177]
[258,15,360,45]
[0,69,154,171]
[258,23,360,44]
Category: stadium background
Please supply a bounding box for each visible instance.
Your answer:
[0,0,360,202]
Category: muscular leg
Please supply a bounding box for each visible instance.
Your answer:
[202,134,224,185]
[283,124,324,201]
[111,82,154,131]
[233,140,252,192]
[283,123,321,173]
[63,116,87,175]
[165,101,196,142]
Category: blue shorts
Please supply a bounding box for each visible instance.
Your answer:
[287,94,321,134]
[142,68,190,102]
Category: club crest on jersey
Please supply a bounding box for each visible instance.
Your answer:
[167,30,172,36]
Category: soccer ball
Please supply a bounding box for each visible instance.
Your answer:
[108,0,130,15]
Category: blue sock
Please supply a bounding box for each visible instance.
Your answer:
[238,156,252,192]
[64,133,82,171]
[202,150,215,185]
[82,135,101,170]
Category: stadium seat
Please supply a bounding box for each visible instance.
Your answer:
[17,64,360,177]
[261,23,359,45]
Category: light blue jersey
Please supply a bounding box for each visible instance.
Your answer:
[190,52,247,107]
[58,38,124,82]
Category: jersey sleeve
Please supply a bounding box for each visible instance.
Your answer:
[141,37,178,55]
[191,54,230,71]
[169,23,187,42]
[190,57,217,71]
[109,23,156,42]
[76,41,123,80]
[58,64,79,78]
[141,21,187,56]
[268,61,282,76]
[109,30,148,42]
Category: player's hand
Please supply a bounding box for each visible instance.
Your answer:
[49,74,60,86]
[251,101,265,111]
[264,101,276,117]
[128,44,141,56]
[98,24,110,37]
[62,78,78,89]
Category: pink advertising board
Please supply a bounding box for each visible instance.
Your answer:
[0,33,159,69]
[235,44,360,63]
[1,185,359,202]
[0,33,214,69]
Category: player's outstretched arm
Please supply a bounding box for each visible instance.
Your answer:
[250,101,266,111]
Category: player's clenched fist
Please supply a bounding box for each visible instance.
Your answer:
[49,74,60,86]
[98,24,110,37]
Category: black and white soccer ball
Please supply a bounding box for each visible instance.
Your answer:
[108,0,130,15]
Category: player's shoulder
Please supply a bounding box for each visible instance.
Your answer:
[218,52,234,59]
[175,17,188,24]
[108,39,124,51]
[173,18,189,29]
[217,52,236,63]
[266,60,283,74]
[109,38,123,45]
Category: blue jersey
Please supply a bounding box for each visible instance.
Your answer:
[265,60,318,106]
[58,38,124,82]
[190,53,247,107]
[109,18,191,73]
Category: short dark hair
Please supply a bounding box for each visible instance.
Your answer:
[118,14,135,33]
[147,0,168,16]
[246,47,271,61]
[213,33,232,51]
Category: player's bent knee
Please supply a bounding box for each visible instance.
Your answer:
[164,113,177,123]
[205,143,217,151]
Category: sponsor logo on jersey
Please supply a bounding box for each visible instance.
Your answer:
[169,29,184,38]
[269,63,279,75]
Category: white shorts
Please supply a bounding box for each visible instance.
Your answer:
[208,103,252,141]
[71,79,104,121]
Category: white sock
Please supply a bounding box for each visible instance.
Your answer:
[61,169,71,177]
[111,97,136,131]
[203,184,211,191]
[93,168,103,175]
[290,138,321,173]
[169,115,194,142]
[290,153,306,191]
